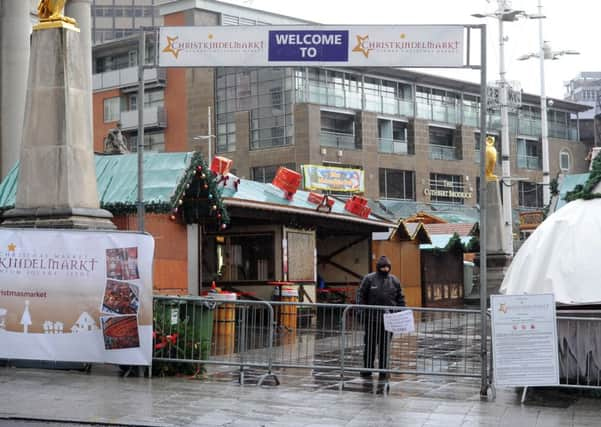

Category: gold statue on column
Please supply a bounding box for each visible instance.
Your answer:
[485,136,498,181]
[34,0,78,31]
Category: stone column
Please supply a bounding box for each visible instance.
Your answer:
[65,0,92,137]
[2,25,114,229]
[0,0,31,179]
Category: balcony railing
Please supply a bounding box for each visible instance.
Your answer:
[320,131,359,150]
[517,155,542,170]
[429,144,458,161]
[92,67,166,91]
[120,106,167,130]
[378,138,408,155]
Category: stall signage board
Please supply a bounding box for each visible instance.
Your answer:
[0,229,154,366]
[490,294,559,387]
[302,165,364,193]
[158,26,465,67]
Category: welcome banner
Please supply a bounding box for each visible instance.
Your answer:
[0,229,154,366]
[159,25,465,68]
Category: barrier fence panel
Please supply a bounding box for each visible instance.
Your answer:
[153,296,275,377]
[152,296,488,387]
[557,314,601,389]
[341,305,484,379]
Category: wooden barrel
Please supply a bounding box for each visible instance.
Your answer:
[210,293,237,355]
[274,286,298,331]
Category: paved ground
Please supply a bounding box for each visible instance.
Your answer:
[0,365,600,427]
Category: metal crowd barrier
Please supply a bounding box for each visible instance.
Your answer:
[153,296,488,388]
[556,314,601,388]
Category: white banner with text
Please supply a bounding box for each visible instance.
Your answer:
[0,229,154,366]
[158,25,465,68]
[491,294,559,387]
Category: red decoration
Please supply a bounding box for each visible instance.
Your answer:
[307,192,334,208]
[211,156,233,175]
[344,195,371,218]
[272,167,302,200]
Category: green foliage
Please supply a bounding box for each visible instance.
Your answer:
[444,232,465,254]
[152,300,214,378]
[565,152,601,202]
[464,235,479,253]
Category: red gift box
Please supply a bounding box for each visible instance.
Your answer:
[210,156,233,175]
[272,167,301,199]
[344,195,371,218]
[307,192,334,208]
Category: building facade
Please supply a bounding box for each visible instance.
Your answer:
[91,0,590,233]
[91,0,161,44]
[564,71,601,146]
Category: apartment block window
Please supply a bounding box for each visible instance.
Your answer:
[103,97,120,122]
[320,111,357,150]
[129,90,164,111]
[251,163,296,184]
[128,131,165,153]
[518,181,544,209]
[379,169,415,200]
[378,119,408,155]
[560,150,571,172]
[428,173,468,205]
[517,138,542,170]
[429,126,458,160]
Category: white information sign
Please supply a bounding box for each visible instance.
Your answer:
[383,309,415,334]
[158,25,465,68]
[0,229,154,366]
[490,294,559,387]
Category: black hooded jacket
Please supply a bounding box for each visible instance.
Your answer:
[358,256,406,307]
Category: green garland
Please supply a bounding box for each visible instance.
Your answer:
[565,152,601,202]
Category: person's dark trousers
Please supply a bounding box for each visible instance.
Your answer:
[363,309,391,375]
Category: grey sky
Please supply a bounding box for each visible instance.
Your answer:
[227,0,596,99]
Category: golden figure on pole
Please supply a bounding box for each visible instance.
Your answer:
[485,136,498,181]
[35,0,78,30]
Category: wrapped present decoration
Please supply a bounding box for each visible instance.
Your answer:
[307,192,334,209]
[272,167,302,200]
[210,156,233,176]
[344,195,371,218]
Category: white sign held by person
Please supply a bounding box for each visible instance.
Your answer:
[0,229,154,366]
[490,294,559,387]
[383,309,415,334]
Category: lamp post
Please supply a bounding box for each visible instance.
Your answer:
[472,0,526,256]
[193,106,216,165]
[517,0,579,206]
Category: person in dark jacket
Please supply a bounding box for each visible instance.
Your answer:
[358,255,406,379]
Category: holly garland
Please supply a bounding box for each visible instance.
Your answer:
[168,151,230,230]
[565,151,601,203]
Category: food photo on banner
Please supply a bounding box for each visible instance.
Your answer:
[0,229,154,366]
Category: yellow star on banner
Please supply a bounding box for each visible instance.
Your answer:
[162,36,181,59]
[400,33,406,39]
[352,34,371,58]
[208,33,214,39]
[7,243,16,252]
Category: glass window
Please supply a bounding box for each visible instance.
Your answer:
[251,163,295,184]
[429,126,458,161]
[379,169,415,200]
[560,150,571,172]
[202,234,275,282]
[517,138,541,170]
[518,181,543,208]
[128,132,165,153]
[103,97,120,122]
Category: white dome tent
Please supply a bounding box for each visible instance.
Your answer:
[500,198,601,304]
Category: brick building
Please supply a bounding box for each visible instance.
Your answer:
[91,0,590,236]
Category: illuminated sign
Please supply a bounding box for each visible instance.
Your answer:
[302,165,364,193]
